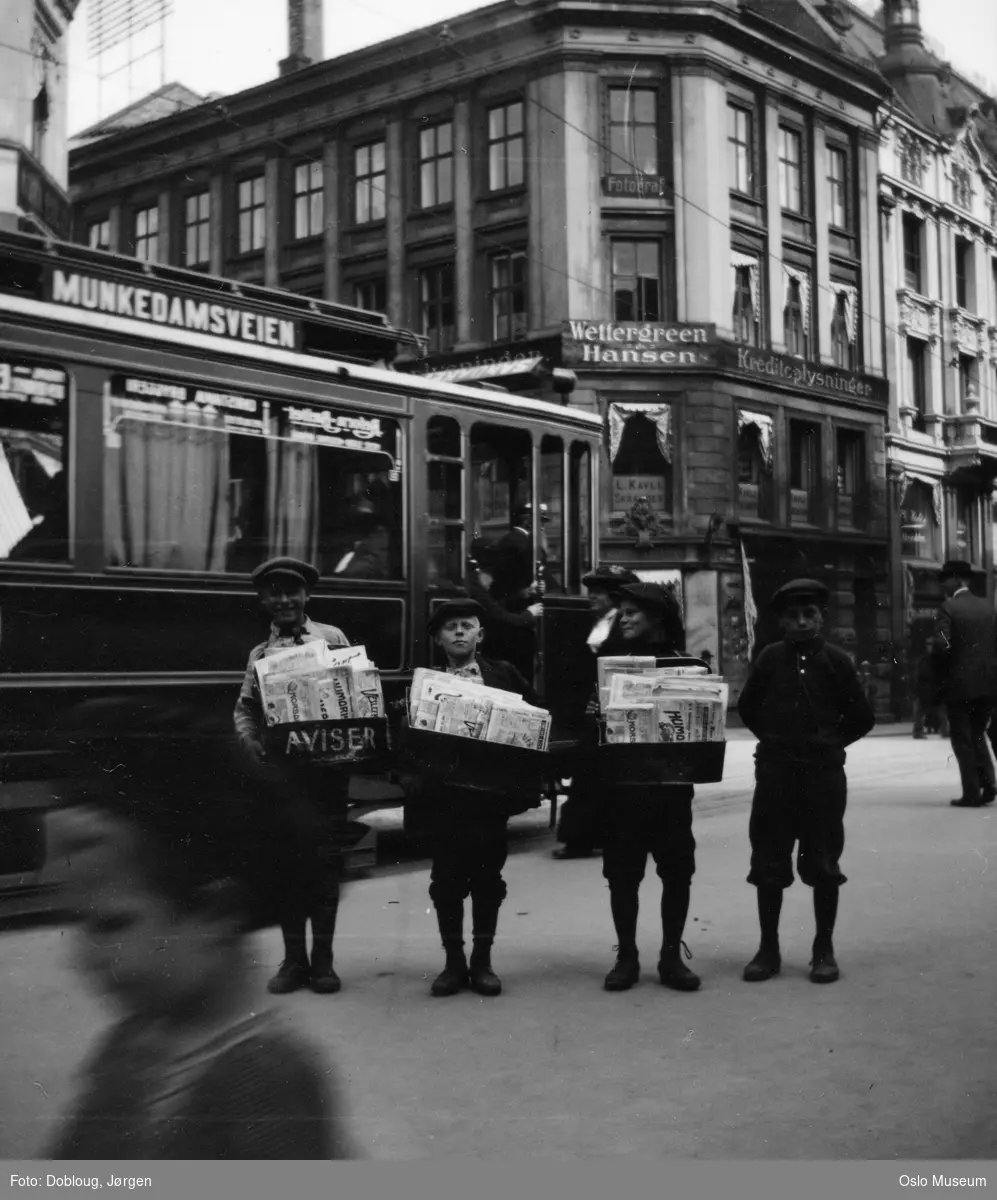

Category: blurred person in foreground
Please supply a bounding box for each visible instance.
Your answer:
[593,582,702,994]
[911,636,948,739]
[45,698,360,1160]
[737,579,875,986]
[552,564,638,861]
[932,559,997,808]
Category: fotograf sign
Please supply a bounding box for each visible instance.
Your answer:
[602,174,670,199]
[563,321,716,368]
[720,344,889,405]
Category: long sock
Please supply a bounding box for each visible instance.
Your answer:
[610,888,639,955]
[310,900,339,966]
[281,915,309,966]
[813,885,839,955]
[757,886,783,954]
[660,878,691,955]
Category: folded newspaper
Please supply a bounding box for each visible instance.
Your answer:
[408,667,551,752]
[600,662,728,745]
[255,641,385,726]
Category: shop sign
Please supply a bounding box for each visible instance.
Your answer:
[0,360,68,407]
[790,489,810,523]
[602,174,670,199]
[612,473,669,511]
[562,321,715,368]
[719,344,889,405]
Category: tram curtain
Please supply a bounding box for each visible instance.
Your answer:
[266,439,320,563]
[106,415,231,571]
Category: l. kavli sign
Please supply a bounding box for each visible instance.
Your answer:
[562,321,716,367]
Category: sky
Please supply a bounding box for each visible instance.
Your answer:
[64,0,997,136]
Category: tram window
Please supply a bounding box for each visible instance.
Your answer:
[471,423,532,594]
[0,361,69,563]
[540,435,565,594]
[426,415,464,585]
[104,379,403,578]
[568,442,593,591]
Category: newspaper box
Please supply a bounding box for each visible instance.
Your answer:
[265,717,391,771]
[401,726,549,796]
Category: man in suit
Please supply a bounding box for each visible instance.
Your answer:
[933,560,997,808]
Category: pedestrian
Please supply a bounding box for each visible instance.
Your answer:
[466,545,543,682]
[596,581,702,994]
[420,598,542,998]
[737,579,875,985]
[45,698,360,1160]
[233,556,352,995]
[912,637,947,738]
[552,564,638,861]
[933,560,997,808]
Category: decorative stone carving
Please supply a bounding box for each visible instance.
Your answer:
[949,308,989,359]
[897,128,926,187]
[897,289,939,342]
[611,496,667,550]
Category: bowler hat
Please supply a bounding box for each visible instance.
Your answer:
[428,598,485,636]
[618,581,680,616]
[940,559,973,580]
[251,556,319,589]
[770,578,829,612]
[582,564,640,590]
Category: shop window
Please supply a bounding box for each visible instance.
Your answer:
[608,87,658,177]
[293,161,324,240]
[419,264,455,352]
[727,102,754,196]
[836,428,865,529]
[184,192,210,267]
[104,376,403,579]
[487,101,524,192]
[568,441,593,592]
[426,414,464,586]
[902,213,923,292]
[134,205,159,263]
[611,240,661,322]
[0,358,69,563]
[901,481,940,560]
[88,218,111,251]
[610,414,673,522]
[354,141,386,225]
[954,488,980,565]
[737,419,773,521]
[419,120,454,209]
[778,125,803,213]
[789,420,821,526]
[237,176,266,253]
[907,339,927,431]
[489,250,527,343]
[470,423,532,578]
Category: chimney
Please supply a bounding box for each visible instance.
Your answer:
[279,0,323,77]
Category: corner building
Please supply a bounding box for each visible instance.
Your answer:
[69,0,892,708]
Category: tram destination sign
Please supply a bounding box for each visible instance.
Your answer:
[46,268,300,351]
[562,321,716,368]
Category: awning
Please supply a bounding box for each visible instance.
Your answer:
[422,356,546,384]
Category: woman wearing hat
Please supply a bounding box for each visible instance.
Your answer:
[234,556,353,997]
[552,565,638,861]
[420,598,542,998]
[596,581,702,993]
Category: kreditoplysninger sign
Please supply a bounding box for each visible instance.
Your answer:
[720,344,889,405]
[562,321,716,368]
[267,718,390,767]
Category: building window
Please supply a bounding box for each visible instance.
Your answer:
[732,261,760,346]
[611,240,660,322]
[354,141,386,225]
[827,145,848,229]
[836,428,865,529]
[88,218,111,251]
[737,420,773,521]
[419,120,454,209]
[953,164,972,210]
[955,236,972,309]
[134,206,158,262]
[489,250,527,342]
[237,176,266,253]
[419,264,455,353]
[183,192,210,267]
[789,421,821,526]
[608,87,658,177]
[907,338,927,432]
[831,292,854,369]
[901,481,940,559]
[293,161,324,240]
[727,103,754,195]
[902,213,922,292]
[611,413,674,521]
[784,275,810,359]
[354,278,387,313]
[487,101,524,192]
[778,126,803,213]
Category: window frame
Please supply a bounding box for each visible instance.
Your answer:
[292,159,324,242]
[826,143,849,232]
[183,190,211,268]
[425,413,465,589]
[133,204,159,263]
[955,236,972,309]
[488,249,528,344]
[609,409,675,523]
[418,262,456,353]
[736,412,775,524]
[88,217,111,251]
[902,213,923,293]
[727,101,755,198]
[732,250,763,348]
[486,99,526,194]
[788,418,822,527]
[907,337,927,432]
[417,118,454,210]
[354,277,388,314]
[353,139,387,227]
[835,425,867,530]
[783,267,812,361]
[606,84,660,180]
[778,123,805,215]
[236,174,266,255]
[610,238,663,323]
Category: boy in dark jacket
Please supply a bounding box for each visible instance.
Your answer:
[422,599,542,999]
[737,579,875,985]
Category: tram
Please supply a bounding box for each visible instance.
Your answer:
[0,231,601,913]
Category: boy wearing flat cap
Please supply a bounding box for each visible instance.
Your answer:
[737,579,875,985]
[422,598,541,998]
[596,582,703,994]
[234,556,352,997]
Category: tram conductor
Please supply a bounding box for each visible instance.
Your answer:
[234,556,352,997]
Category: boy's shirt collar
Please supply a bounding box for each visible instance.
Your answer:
[446,657,482,679]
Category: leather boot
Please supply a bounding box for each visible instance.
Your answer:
[469,937,502,996]
[431,901,469,996]
[658,879,701,992]
[268,917,310,994]
[605,886,640,991]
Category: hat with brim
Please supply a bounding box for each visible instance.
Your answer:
[940,559,973,580]
[770,578,829,612]
[582,564,641,591]
[428,598,486,637]
[618,581,679,616]
[251,556,319,589]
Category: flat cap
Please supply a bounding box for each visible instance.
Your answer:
[619,581,680,615]
[428,598,486,636]
[940,559,973,580]
[770,578,829,611]
[251,556,319,589]
[582,564,640,590]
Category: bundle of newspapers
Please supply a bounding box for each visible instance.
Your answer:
[597,657,728,745]
[255,641,384,726]
[408,668,551,752]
